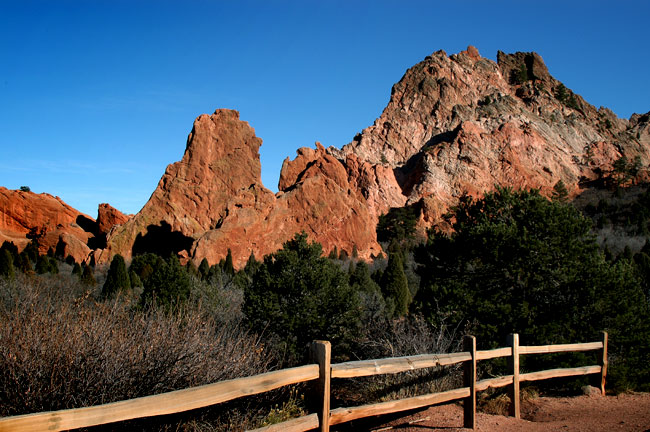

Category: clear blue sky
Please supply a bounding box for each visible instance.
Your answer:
[1,0,648,217]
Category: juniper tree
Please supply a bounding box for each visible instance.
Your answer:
[102,254,131,298]
[0,249,15,279]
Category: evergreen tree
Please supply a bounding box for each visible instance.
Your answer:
[380,251,411,317]
[102,254,131,298]
[414,187,650,389]
[16,252,32,273]
[244,232,361,365]
[48,257,59,274]
[140,256,191,311]
[552,179,569,202]
[1,241,19,262]
[0,249,15,279]
[244,251,260,276]
[35,255,51,274]
[129,253,164,286]
[207,264,222,284]
[55,236,66,259]
[23,239,39,264]
[80,264,96,286]
[223,249,235,276]
[129,269,142,288]
[350,261,380,294]
[555,83,568,102]
[71,262,82,277]
[377,206,418,247]
[185,259,198,277]
[198,258,210,280]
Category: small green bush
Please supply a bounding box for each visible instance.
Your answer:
[243,233,361,365]
[0,249,15,280]
[102,254,131,299]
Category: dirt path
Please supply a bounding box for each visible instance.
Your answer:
[334,393,650,431]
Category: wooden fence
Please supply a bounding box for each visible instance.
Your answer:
[0,332,608,432]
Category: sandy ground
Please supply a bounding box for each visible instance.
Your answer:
[334,393,650,432]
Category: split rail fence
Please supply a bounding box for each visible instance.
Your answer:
[0,332,608,432]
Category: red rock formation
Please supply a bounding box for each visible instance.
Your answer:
[0,187,95,262]
[16,46,648,268]
[332,46,650,232]
[99,110,381,267]
[97,203,130,236]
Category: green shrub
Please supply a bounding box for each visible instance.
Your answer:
[102,254,131,299]
[380,251,410,317]
[35,255,57,274]
[555,83,568,102]
[80,264,96,286]
[140,255,191,311]
[0,249,15,280]
[71,262,82,277]
[243,233,361,365]
[198,258,210,280]
[414,187,650,390]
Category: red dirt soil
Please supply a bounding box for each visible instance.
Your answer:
[335,393,650,432]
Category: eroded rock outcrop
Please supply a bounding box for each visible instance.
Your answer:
[331,46,650,232]
[16,46,648,268]
[99,110,381,267]
[0,187,95,262]
[97,203,130,236]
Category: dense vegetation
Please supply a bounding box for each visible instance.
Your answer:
[1,184,650,429]
[414,187,649,390]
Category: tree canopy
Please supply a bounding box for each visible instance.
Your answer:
[243,233,361,365]
[414,187,649,388]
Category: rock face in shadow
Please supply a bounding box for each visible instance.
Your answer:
[0,187,95,263]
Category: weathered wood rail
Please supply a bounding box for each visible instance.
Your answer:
[0,332,608,432]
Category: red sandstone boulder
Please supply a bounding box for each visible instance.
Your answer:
[0,187,95,262]
[97,203,130,236]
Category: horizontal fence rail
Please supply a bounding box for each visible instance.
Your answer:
[331,352,472,378]
[0,332,608,432]
[0,365,319,432]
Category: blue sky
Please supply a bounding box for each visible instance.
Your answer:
[1,0,648,217]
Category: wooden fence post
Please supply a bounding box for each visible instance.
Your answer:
[507,333,520,419]
[463,335,477,429]
[599,331,608,395]
[311,341,331,432]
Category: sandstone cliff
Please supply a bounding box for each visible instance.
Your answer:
[0,187,95,263]
[99,47,649,267]
[7,47,648,267]
[330,46,650,231]
[98,110,381,267]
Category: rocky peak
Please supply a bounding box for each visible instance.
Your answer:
[100,110,382,267]
[97,203,130,236]
[22,47,647,269]
[496,50,551,84]
[329,46,650,233]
